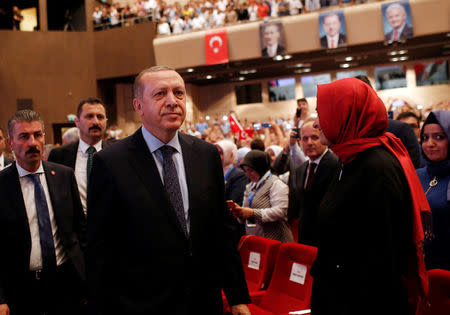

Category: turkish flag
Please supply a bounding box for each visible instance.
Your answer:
[205,29,229,65]
[228,114,243,134]
[239,128,254,141]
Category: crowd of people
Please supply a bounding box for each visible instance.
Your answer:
[92,0,376,34]
[0,66,449,315]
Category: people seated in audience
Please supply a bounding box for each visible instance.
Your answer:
[229,150,294,243]
[416,110,450,271]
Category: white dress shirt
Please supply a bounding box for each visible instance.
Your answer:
[266,44,279,57]
[0,154,4,170]
[75,139,103,215]
[141,126,190,232]
[304,148,328,188]
[16,162,67,270]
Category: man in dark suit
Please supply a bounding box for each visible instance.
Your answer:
[288,118,339,246]
[48,98,108,216]
[261,22,285,57]
[0,110,86,315]
[320,13,347,49]
[0,127,13,170]
[384,2,413,41]
[87,66,250,315]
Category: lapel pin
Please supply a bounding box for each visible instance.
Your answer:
[51,170,55,175]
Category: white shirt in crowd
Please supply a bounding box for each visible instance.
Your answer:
[305,0,320,11]
[288,0,303,15]
[171,18,185,34]
[75,139,103,216]
[248,4,259,21]
[17,162,67,271]
[158,21,171,35]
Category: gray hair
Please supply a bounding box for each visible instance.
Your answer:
[386,3,406,16]
[8,110,44,138]
[62,127,80,144]
[133,66,176,99]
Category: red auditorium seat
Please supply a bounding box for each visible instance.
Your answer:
[223,235,281,312]
[420,269,450,315]
[248,242,317,315]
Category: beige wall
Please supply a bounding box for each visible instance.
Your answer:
[0,30,96,143]
[154,0,450,68]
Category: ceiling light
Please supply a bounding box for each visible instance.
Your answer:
[187,68,194,73]
[398,50,408,55]
[388,51,398,56]
[340,63,350,68]
[390,57,399,62]
[206,75,213,79]
[239,69,257,75]
[294,68,311,74]
[283,55,292,60]
[345,56,353,61]
[399,56,408,61]
[238,76,245,81]
[274,55,284,61]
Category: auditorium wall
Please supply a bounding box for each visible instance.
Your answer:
[0,30,96,142]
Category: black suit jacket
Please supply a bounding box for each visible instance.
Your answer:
[3,155,14,168]
[385,23,413,41]
[224,166,249,206]
[288,150,339,246]
[0,161,86,308]
[48,140,108,170]
[87,129,249,315]
[262,44,285,57]
[320,33,346,49]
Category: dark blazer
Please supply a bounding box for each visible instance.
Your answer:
[87,129,250,315]
[0,161,86,309]
[224,166,249,206]
[48,140,108,170]
[320,33,346,49]
[288,150,339,246]
[385,23,413,41]
[3,154,14,168]
[262,44,285,57]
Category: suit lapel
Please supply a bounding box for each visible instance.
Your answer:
[129,129,187,238]
[297,161,308,190]
[4,162,32,253]
[69,141,79,169]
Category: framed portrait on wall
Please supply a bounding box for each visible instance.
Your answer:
[301,73,332,98]
[260,21,286,58]
[319,10,347,49]
[415,60,449,86]
[268,77,296,102]
[382,1,414,42]
[374,65,407,90]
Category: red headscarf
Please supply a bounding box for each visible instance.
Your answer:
[317,78,430,304]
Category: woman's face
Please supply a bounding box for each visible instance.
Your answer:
[242,165,261,182]
[422,123,448,162]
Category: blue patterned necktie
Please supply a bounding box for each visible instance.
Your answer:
[160,145,188,236]
[27,173,57,270]
[86,146,97,184]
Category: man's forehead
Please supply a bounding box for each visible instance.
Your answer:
[142,70,185,88]
[14,121,43,133]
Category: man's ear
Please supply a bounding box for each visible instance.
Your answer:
[133,98,142,114]
[74,116,80,128]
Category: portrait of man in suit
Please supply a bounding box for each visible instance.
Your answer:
[48,98,108,216]
[0,110,86,315]
[87,66,250,315]
[383,1,414,42]
[319,11,347,49]
[260,21,286,57]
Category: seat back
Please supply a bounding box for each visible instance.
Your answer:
[421,269,450,315]
[259,242,317,313]
[238,235,281,292]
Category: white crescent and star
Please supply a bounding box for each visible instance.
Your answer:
[209,36,223,54]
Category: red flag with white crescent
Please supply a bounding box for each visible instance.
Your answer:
[228,114,243,134]
[205,29,229,65]
[239,128,254,140]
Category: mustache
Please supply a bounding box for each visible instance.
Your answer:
[26,147,40,154]
[161,109,183,115]
[89,125,102,131]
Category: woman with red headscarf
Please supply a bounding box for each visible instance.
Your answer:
[310,78,429,315]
